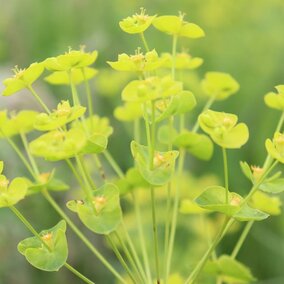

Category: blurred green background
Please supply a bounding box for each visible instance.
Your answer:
[0,0,284,283]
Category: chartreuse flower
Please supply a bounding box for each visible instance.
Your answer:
[0,110,38,138]
[72,115,113,154]
[161,52,203,70]
[2,63,44,96]
[153,13,204,38]
[194,186,268,221]
[265,132,284,163]
[198,110,249,149]
[264,85,284,110]
[34,100,86,131]
[66,184,122,235]
[122,76,183,103]
[206,255,256,283]
[131,141,179,186]
[114,102,143,122]
[44,67,97,85]
[0,161,28,207]
[29,128,87,161]
[18,220,68,271]
[107,49,165,73]
[119,8,156,34]
[44,48,98,71]
[201,72,240,100]
[173,131,213,161]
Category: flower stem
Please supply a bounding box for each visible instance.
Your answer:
[222,147,229,204]
[82,68,94,122]
[64,263,95,284]
[140,32,150,52]
[103,150,124,179]
[28,85,51,114]
[171,35,178,80]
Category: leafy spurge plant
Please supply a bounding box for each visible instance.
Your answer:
[0,8,284,284]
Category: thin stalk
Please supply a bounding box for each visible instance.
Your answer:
[107,235,137,284]
[222,147,229,204]
[114,232,145,283]
[103,150,124,179]
[82,68,94,122]
[192,96,215,133]
[171,35,178,79]
[3,133,36,180]
[28,85,51,114]
[134,118,141,144]
[69,71,80,106]
[65,159,85,189]
[140,32,150,52]
[20,132,40,176]
[231,221,254,259]
[10,206,94,284]
[165,149,185,282]
[64,263,95,284]
[94,155,106,180]
[79,155,97,189]
[121,222,148,283]
[131,192,152,283]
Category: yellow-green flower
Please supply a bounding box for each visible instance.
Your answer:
[264,85,284,111]
[265,132,284,163]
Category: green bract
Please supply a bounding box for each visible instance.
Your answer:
[107,49,165,73]
[18,220,68,271]
[153,91,196,122]
[34,100,86,131]
[67,184,122,235]
[2,63,44,96]
[195,186,269,221]
[179,199,208,214]
[0,110,38,137]
[206,255,256,283]
[153,15,205,38]
[0,163,28,207]
[131,141,179,186]
[259,178,284,194]
[29,128,86,161]
[198,109,249,149]
[122,76,183,103]
[161,52,203,70]
[265,132,284,163]
[44,67,97,85]
[72,115,113,154]
[114,102,143,121]
[119,8,156,34]
[44,49,98,71]
[264,85,284,111]
[173,130,213,161]
[201,72,240,100]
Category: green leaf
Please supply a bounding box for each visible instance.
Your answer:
[173,131,213,160]
[250,191,282,216]
[122,76,183,103]
[201,72,239,100]
[18,220,68,271]
[179,199,208,214]
[114,102,143,122]
[240,161,253,182]
[29,128,87,161]
[0,110,39,138]
[119,9,156,34]
[34,101,86,131]
[153,15,205,38]
[259,178,284,194]
[2,63,44,96]
[198,110,249,149]
[265,132,284,163]
[206,255,256,283]
[0,176,28,207]
[195,186,269,221]
[131,141,179,186]
[67,184,122,235]
[44,67,97,85]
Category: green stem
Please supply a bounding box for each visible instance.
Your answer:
[28,85,51,114]
[82,68,94,122]
[103,150,124,179]
[134,118,141,144]
[171,35,178,80]
[107,235,137,284]
[69,71,80,106]
[79,155,97,189]
[131,192,152,283]
[231,221,254,259]
[64,263,95,284]
[3,133,36,180]
[20,132,40,177]
[192,97,215,133]
[94,155,106,180]
[222,147,229,204]
[65,159,86,189]
[140,32,150,52]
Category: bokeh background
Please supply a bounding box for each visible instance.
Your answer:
[0,0,284,283]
